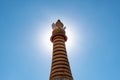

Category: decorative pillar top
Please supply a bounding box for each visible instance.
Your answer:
[52,20,66,30]
[56,19,64,28]
[51,20,67,42]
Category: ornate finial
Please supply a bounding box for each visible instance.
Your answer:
[51,20,67,42]
[56,19,64,27]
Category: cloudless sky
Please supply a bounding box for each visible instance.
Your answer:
[0,0,120,80]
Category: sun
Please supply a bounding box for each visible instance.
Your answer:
[35,20,78,57]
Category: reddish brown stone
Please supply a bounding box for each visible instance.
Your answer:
[49,20,73,80]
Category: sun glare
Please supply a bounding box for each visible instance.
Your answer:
[35,19,78,56]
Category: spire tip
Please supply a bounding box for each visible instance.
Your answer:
[56,19,63,27]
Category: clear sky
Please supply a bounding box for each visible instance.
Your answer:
[0,0,120,80]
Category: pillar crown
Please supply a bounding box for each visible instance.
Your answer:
[51,20,67,42]
[52,20,66,30]
[56,19,64,28]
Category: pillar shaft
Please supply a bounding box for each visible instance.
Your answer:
[49,20,73,80]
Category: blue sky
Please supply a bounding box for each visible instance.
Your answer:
[0,0,120,80]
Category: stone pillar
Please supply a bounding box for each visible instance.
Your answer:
[49,20,73,80]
